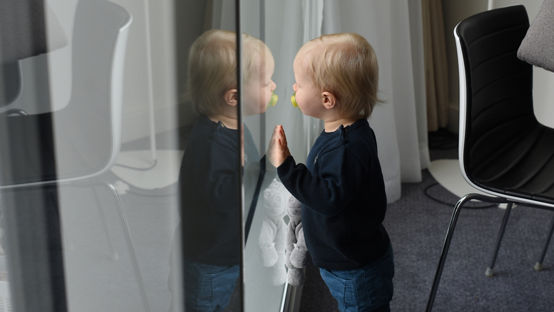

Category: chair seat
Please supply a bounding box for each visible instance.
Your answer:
[471,124,554,205]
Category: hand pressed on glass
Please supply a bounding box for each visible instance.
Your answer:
[268,125,291,168]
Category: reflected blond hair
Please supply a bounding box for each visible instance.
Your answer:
[186,29,271,116]
[298,33,379,119]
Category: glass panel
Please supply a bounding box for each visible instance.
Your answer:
[240,0,317,311]
[1,0,240,312]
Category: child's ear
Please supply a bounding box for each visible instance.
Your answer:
[321,91,336,110]
[224,89,239,107]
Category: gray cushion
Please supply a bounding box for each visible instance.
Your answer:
[517,0,554,72]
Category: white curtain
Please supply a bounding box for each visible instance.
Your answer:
[323,0,430,202]
[263,0,429,203]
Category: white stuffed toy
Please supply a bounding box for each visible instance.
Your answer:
[258,179,287,285]
[258,179,309,286]
[285,195,308,286]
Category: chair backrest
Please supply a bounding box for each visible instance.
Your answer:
[0,0,132,188]
[454,5,534,188]
[52,0,131,181]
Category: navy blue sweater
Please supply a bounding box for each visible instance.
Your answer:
[278,119,390,270]
[180,115,259,265]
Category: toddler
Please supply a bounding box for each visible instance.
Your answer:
[269,32,394,312]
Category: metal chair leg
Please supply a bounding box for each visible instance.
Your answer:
[426,193,508,312]
[425,194,473,312]
[534,213,554,271]
[104,183,151,312]
[485,202,513,277]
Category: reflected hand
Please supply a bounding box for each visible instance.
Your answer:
[268,125,291,168]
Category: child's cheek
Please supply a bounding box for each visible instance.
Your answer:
[266,88,273,104]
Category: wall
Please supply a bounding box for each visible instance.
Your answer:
[443,0,554,132]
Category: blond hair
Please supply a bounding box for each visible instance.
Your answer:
[186,30,271,116]
[298,33,379,119]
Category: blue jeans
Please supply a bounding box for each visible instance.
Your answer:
[184,262,239,312]
[319,245,394,312]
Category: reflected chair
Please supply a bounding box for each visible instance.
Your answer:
[0,1,151,311]
[426,5,554,311]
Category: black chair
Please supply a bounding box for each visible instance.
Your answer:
[426,5,554,311]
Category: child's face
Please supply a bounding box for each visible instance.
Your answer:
[243,53,276,116]
[292,51,325,119]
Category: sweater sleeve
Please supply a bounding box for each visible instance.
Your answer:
[277,146,364,216]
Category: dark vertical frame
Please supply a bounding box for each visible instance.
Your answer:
[235,0,246,311]
[0,2,68,310]
[0,1,68,311]
[0,187,67,312]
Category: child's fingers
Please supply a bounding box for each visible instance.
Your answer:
[270,128,277,141]
[278,126,288,147]
[270,126,283,150]
[273,125,284,141]
[269,126,278,141]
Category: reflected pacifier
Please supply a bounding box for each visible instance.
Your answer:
[268,93,278,107]
[291,93,299,108]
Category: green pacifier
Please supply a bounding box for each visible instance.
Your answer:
[268,93,278,107]
[291,93,299,108]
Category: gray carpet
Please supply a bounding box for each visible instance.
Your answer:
[299,134,554,311]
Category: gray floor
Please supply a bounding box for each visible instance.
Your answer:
[58,182,179,312]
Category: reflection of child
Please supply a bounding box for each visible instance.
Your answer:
[269,33,394,312]
[176,29,276,312]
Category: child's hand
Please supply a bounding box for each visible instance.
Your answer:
[268,125,291,168]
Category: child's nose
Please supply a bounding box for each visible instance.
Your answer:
[292,83,297,92]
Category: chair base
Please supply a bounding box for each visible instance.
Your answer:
[426,193,510,312]
[426,193,554,312]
